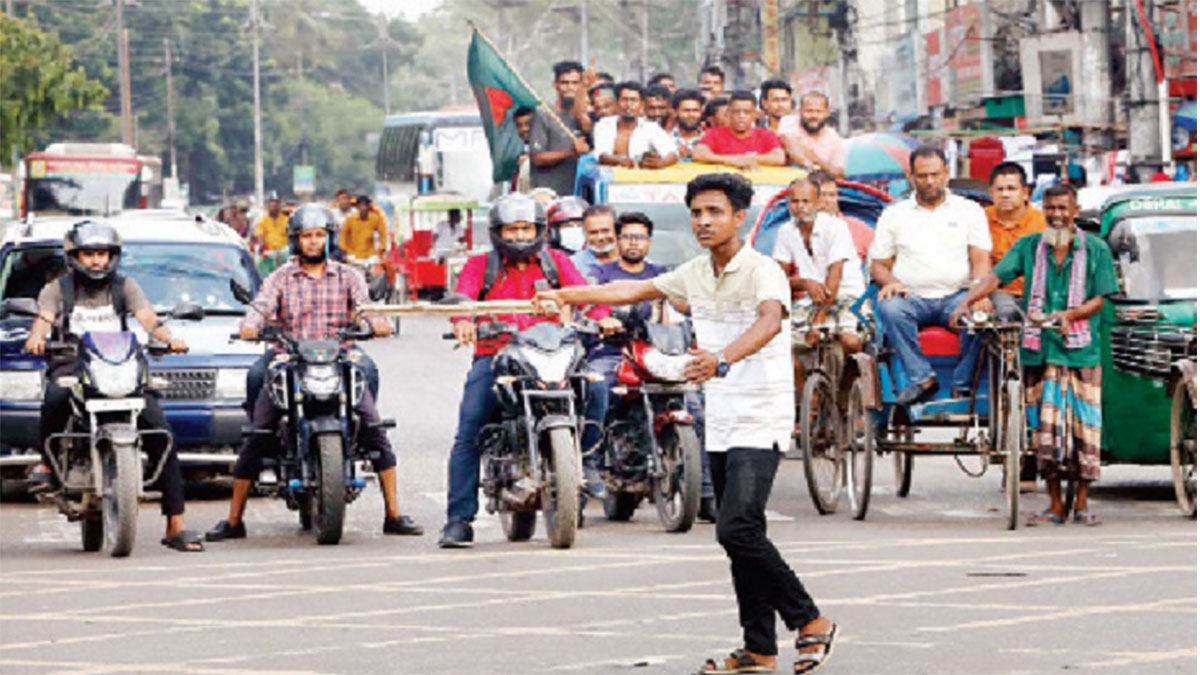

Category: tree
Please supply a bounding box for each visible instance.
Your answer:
[0,15,108,167]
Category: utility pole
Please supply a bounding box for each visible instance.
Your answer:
[250,0,264,208]
[377,15,391,116]
[116,0,134,146]
[163,38,178,182]
[640,0,649,82]
[5,0,13,17]
[1125,0,1167,178]
[580,0,589,64]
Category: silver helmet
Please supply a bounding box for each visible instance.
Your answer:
[488,193,546,263]
[63,220,122,282]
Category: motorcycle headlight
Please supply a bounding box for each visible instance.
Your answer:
[88,359,139,398]
[214,368,248,400]
[642,348,690,382]
[0,370,44,400]
[520,347,574,384]
[301,364,341,397]
[349,364,367,405]
[268,367,289,408]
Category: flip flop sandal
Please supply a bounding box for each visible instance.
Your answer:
[699,649,776,674]
[1025,510,1064,527]
[1073,510,1101,526]
[161,530,205,552]
[794,623,837,674]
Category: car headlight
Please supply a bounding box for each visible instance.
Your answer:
[521,348,574,383]
[88,359,139,398]
[642,348,690,382]
[0,370,44,400]
[214,368,248,400]
[301,364,341,397]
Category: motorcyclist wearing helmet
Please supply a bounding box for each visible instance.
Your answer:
[438,193,620,548]
[545,195,589,255]
[24,221,202,552]
[206,205,423,542]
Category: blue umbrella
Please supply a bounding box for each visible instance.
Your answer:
[1174,100,1196,132]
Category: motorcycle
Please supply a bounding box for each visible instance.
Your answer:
[41,332,174,557]
[446,320,597,549]
[600,310,702,532]
[230,281,393,545]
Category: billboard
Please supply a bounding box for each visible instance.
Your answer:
[944,4,993,106]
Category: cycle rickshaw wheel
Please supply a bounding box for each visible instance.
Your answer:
[1002,380,1024,530]
[1170,380,1197,518]
[801,372,843,514]
[888,406,914,497]
[845,377,874,520]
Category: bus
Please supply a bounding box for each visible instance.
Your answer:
[18,142,161,217]
[374,107,493,203]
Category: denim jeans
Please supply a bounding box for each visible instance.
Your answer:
[446,355,607,523]
[710,448,821,656]
[688,390,715,499]
[877,290,979,389]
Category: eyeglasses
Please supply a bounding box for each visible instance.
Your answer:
[618,233,650,242]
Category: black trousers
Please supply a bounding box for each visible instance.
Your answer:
[710,447,820,656]
[233,383,396,480]
[39,382,185,517]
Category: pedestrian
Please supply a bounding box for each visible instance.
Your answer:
[672,89,706,158]
[779,92,846,177]
[645,84,675,132]
[697,65,726,100]
[251,193,289,253]
[759,78,794,134]
[702,95,730,131]
[531,61,592,198]
[693,91,787,169]
[648,71,676,94]
[535,172,837,674]
[952,183,1118,527]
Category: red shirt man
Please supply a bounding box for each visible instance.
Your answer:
[693,91,787,170]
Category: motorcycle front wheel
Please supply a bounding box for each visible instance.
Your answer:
[541,428,580,549]
[314,434,346,545]
[103,441,140,557]
[653,424,701,533]
[500,510,537,541]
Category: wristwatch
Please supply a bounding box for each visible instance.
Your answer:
[715,352,731,378]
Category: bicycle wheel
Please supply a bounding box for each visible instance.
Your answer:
[846,378,874,520]
[801,373,843,514]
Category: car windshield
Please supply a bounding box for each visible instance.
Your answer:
[0,242,257,312]
[1108,215,1197,301]
[611,202,761,270]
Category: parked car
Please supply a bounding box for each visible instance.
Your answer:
[0,211,265,488]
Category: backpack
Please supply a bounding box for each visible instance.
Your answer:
[477,249,561,301]
[59,273,130,337]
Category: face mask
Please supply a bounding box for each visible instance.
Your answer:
[1042,226,1074,248]
[559,226,585,252]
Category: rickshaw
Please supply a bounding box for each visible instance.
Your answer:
[1097,184,1196,517]
[384,194,480,301]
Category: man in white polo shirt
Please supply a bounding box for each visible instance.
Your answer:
[536,173,837,674]
[870,146,994,405]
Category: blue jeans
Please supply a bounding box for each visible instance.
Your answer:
[877,290,978,390]
[446,355,607,524]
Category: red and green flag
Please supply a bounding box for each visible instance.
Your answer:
[467,28,541,184]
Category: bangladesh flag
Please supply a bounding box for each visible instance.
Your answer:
[467,29,541,184]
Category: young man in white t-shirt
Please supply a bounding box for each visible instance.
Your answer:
[536,173,837,675]
[869,146,994,405]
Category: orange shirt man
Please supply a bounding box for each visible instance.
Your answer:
[984,162,1044,319]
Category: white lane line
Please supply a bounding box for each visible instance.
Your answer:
[916,596,1197,633]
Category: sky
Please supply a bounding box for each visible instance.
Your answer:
[358,0,441,20]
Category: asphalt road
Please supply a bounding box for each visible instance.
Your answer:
[1,316,1195,674]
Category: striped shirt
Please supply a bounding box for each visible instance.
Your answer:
[653,244,794,453]
[241,258,367,340]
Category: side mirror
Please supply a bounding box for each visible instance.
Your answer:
[230,279,254,305]
[171,301,205,321]
[1,297,38,318]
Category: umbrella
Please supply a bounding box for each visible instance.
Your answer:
[1174,100,1196,132]
[844,132,920,181]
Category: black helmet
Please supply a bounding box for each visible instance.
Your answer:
[63,220,122,282]
[488,194,546,263]
[286,204,337,254]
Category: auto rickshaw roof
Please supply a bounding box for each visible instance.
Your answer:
[392,194,480,212]
[594,162,808,185]
[1099,182,1196,237]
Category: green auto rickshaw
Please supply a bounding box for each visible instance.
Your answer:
[1097,183,1197,517]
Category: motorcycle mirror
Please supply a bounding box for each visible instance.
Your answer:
[1,297,38,319]
[171,301,205,321]
[229,279,254,305]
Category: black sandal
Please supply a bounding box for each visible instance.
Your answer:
[161,530,205,552]
[699,648,776,674]
[793,623,837,674]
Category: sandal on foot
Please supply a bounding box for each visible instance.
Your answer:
[161,530,204,552]
[1026,510,1064,527]
[699,649,776,674]
[1073,510,1101,526]
[794,623,837,674]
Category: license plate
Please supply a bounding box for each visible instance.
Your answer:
[85,398,145,413]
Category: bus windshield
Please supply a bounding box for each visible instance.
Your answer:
[26,157,141,215]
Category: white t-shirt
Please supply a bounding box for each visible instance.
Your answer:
[867,192,992,299]
[771,212,866,300]
[653,245,793,454]
[590,116,677,161]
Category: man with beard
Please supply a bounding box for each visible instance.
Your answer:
[571,204,620,278]
[984,162,1045,321]
[592,81,678,170]
[693,91,787,170]
[869,146,993,405]
[644,85,674,131]
[697,65,726,100]
[206,206,422,542]
[511,106,536,192]
[671,89,706,158]
[252,193,289,253]
[759,79,794,134]
[780,92,846,177]
[531,61,593,198]
[952,184,1117,526]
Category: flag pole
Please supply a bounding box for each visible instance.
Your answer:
[468,20,581,141]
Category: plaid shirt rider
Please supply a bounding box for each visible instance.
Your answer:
[240,258,367,340]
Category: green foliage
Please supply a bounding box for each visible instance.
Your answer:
[0,15,109,164]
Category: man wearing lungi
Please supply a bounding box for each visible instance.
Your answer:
[953,183,1119,526]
